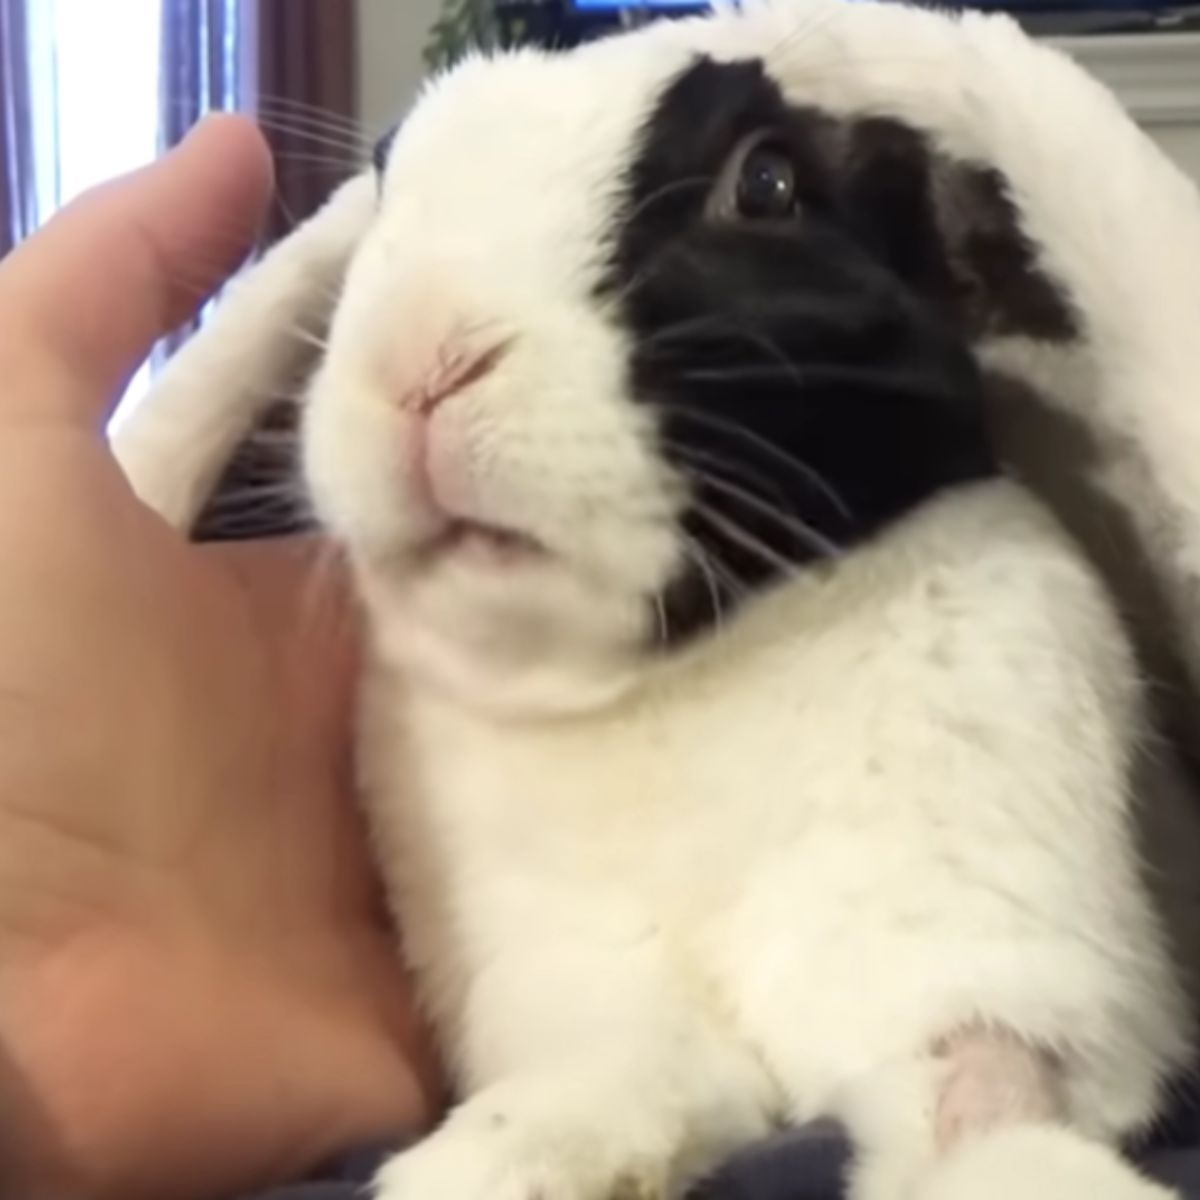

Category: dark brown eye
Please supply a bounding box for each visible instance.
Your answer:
[736,143,798,220]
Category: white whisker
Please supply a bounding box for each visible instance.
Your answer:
[658,405,854,521]
[680,534,728,637]
[691,502,810,580]
[692,469,842,560]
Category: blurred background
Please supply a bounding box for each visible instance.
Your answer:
[0,0,1194,408]
[1,0,1197,259]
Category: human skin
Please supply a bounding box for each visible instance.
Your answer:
[0,116,439,1200]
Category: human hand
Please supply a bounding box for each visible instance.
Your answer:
[0,117,440,1200]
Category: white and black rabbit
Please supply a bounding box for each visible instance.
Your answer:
[115,2,1200,1197]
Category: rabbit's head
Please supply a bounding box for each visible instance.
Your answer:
[305,1,1181,717]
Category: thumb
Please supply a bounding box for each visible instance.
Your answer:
[0,115,273,430]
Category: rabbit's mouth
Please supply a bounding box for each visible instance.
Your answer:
[417,519,547,569]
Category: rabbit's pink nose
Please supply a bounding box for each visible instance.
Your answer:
[403,339,510,416]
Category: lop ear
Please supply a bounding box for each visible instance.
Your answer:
[813,112,1079,345]
[834,107,1200,756]
[112,171,377,533]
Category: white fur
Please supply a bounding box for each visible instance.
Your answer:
[113,4,1200,1197]
[915,1125,1176,1200]
[364,480,1185,1200]
[113,173,377,528]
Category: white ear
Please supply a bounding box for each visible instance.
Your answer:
[111,171,377,532]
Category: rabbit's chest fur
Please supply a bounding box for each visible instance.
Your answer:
[360,480,1188,1139]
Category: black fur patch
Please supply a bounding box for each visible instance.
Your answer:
[372,124,400,175]
[192,401,311,542]
[604,57,1076,644]
[945,164,1079,342]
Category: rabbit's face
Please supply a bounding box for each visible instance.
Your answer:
[305,5,1080,716]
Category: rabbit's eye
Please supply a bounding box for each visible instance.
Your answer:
[736,143,798,220]
[706,134,802,225]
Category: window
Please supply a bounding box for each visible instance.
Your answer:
[6,1,357,421]
[23,0,251,415]
[27,1,163,219]
[25,1,163,409]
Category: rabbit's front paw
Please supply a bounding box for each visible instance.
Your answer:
[911,1126,1175,1200]
[372,1126,666,1200]
[372,1139,553,1200]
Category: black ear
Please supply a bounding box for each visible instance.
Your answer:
[372,124,400,174]
[833,116,1079,343]
[930,159,1080,341]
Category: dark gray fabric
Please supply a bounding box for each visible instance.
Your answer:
[236,1117,1200,1200]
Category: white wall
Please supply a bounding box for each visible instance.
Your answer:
[1055,32,1200,186]
[358,0,442,138]
[1150,126,1200,184]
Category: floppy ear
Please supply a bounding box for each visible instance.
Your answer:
[812,103,1200,739]
[112,171,377,533]
[803,111,1080,345]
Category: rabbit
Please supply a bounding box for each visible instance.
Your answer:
[114,2,1200,1197]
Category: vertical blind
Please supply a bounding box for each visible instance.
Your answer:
[0,0,34,258]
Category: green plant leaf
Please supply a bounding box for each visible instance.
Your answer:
[425,0,537,72]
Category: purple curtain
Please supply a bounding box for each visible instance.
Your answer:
[0,0,36,259]
[160,0,361,245]
[255,0,360,245]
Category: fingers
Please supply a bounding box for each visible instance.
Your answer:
[0,115,274,431]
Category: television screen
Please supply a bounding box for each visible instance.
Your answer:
[549,0,1185,41]
[570,1,708,7]
[568,0,700,6]
[566,0,1176,12]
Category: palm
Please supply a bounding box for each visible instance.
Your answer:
[0,430,434,1200]
[0,119,437,1200]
